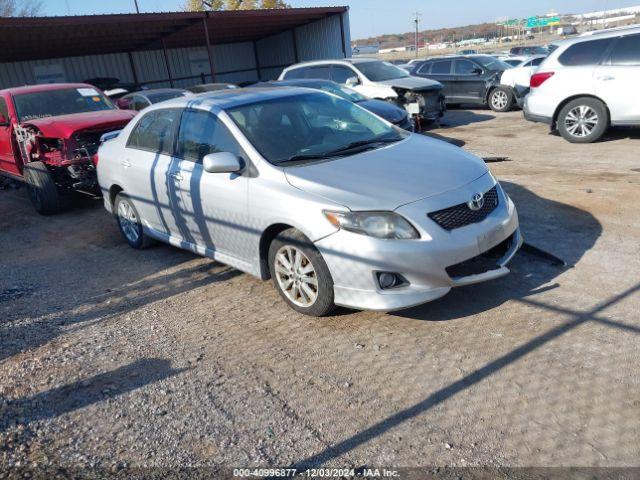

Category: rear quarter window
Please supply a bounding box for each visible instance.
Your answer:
[558,38,613,66]
[609,34,640,66]
[282,68,307,80]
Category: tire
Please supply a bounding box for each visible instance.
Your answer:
[22,161,61,215]
[488,87,514,112]
[114,193,155,249]
[268,228,336,317]
[557,97,609,144]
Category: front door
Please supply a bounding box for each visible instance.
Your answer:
[595,33,640,124]
[417,59,455,101]
[452,59,487,103]
[0,97,19,176]
[170,109,250,260]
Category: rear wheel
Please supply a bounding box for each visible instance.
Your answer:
[23,161,61,215]
[557,97,608,143]
[114,193,155,249]
[488,87,514,112]
[268,228,336,317]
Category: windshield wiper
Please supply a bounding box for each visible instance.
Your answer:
[277,136,402,165]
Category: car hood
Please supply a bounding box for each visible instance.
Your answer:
[377,76,443,91]
[284,135,488,211]
[23,109,136,138]
[356,99,407,123]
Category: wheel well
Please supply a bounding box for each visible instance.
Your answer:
[109,185,123,209]
[552,95,610,128]
[259,223,294,280]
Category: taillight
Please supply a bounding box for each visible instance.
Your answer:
[530,72,554,88]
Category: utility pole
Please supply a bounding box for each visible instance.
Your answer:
[134,0,140,13]
[413,12,421,58]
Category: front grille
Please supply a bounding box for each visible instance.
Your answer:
[445,233,514,279]
[428,186,499,231]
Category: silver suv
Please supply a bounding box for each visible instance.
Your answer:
[524,25,640,143]
[97,89,521,316]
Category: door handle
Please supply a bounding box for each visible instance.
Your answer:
[120,159,131,168]
[168,172,183,181]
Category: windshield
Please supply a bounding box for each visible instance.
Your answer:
[356,61,410,81]
[14,87,115,122]
[305,82,367,102]
[227,93,406,165]
[472,56,512,71]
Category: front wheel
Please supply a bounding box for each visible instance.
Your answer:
[268,228,336,317]
[488,87,514,112]
[114,193,155,249]
[557,98,609,143]
[23,161,61,215]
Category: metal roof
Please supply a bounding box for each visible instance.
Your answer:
[0,7,348,63]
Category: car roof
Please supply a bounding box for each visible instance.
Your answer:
[554,24,640,48]
[147,87,322,111]
[0,83,98,96]
[284,57,381,70]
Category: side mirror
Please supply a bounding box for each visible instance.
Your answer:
[203,152,242,174]
[0,113,9,126]
[345,76,360,87]
[472,67,483,75]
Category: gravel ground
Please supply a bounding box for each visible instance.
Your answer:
[1,108,639,475]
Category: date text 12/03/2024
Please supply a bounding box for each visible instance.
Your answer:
[233,468,400,478]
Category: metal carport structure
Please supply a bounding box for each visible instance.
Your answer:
[0,7,350,89]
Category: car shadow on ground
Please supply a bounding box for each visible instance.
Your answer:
[391,181,602,321]
[437,108,496,128]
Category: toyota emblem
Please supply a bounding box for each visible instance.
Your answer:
[468,192,485,211]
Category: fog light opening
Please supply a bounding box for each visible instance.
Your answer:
[376,272,408,290]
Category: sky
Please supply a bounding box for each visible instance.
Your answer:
[42,0,640,39]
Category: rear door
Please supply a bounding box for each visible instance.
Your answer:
[416,60,455,100]
[594,33,640,123]
[171,109,250,258]
[452,59,486,103]
[121,108,181,234]
[0,96,19,176]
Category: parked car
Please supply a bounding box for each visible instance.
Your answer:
[0,83,135,214]
[509,46,548,56]
[500,55,547,88]
[187,83,238,93]
[115,88,192,111]
[279,58,446,123]
[97,88,522,316]
[524,25,640,143]
[458,49,478,55]
[411,55,518,112]
[499,55,529,67]
[250,79,414,131]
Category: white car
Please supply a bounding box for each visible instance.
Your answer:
[279,58,446,122]
[500,55,547,88]
[524,25,640,143]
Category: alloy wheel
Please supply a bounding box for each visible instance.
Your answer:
[491,90,508,110]
[565,106,599,138]
[117,200,140,243]
[274,245,318,307]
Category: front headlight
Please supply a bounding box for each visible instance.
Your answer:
[323,210,419,239]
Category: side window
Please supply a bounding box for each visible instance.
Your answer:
[417,62,432,75]
[132,95,150,111]
[0,97,9,122]
[305,66,331,80]
[454,59,478,75]
[331,65,357,84]
[610,34,640,66]
[282,68,306,80]
[176,109,241,163]
[531,57,545,67]
[431,60,452,75]
[127,108,180,155]
[558,38,613,66]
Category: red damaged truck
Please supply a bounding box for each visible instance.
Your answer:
[0,83,135,214]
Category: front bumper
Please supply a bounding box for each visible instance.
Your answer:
[314,177,522,311]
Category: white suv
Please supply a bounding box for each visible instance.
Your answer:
[524,25,640,143]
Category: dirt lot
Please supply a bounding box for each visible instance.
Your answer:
[1,108,639,474]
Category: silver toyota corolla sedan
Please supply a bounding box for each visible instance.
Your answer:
[97,88,522,316]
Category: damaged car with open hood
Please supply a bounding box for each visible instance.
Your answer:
[279,58,446,127]
[0,83,135,214]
